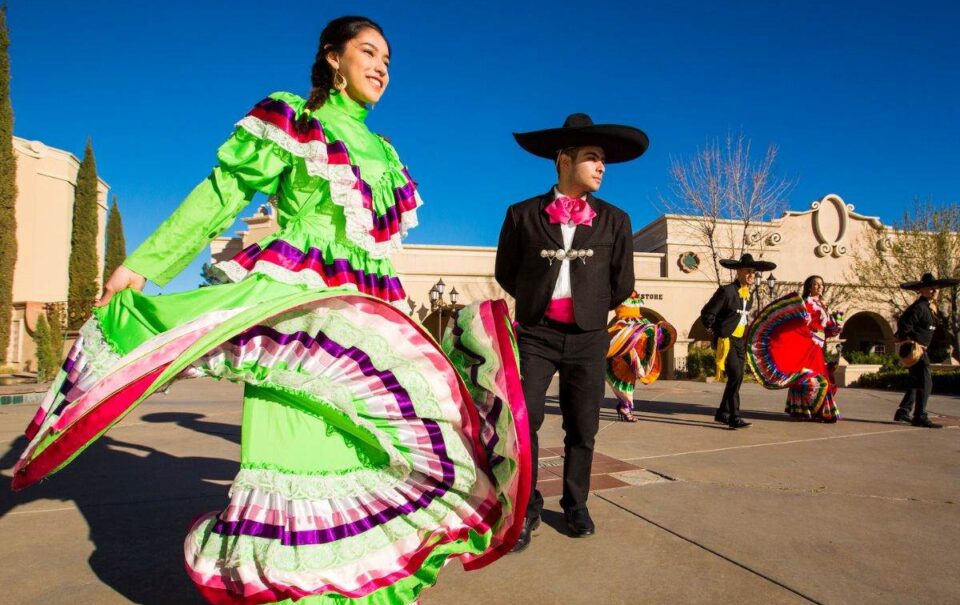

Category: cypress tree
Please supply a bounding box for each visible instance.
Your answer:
[0,7,18,361]
[103,195,126,278]
[67,139,100,329]
[47,302,64,366]
[32,313,51,381]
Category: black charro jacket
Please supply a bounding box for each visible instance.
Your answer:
[700,282,754,338]
[494,189,634,331]
[896,296,937,347]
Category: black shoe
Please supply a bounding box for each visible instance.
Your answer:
[510,516,540,553]
[714,411,730,424]
[911,416,942,429]
[564,507,595,537]
[893,410,912,424]
[728,418,751,429]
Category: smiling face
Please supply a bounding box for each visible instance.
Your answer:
[809,277,824,297]
[736,268,756,287]
[325,27,390,105]
[557,145,606,197]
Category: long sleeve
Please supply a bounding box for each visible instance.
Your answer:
[700,286,726,332]
[123,123,289,287]
[495,206,519,298]
[896,303,919,341]
[609,212,635,309]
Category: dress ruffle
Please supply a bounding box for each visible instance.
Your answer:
[604,317,676,408]
[746,293,839,421]
[235,95,421,259]
[210,226,406,302]
[13,279,529,604]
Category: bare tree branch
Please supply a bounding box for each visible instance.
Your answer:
[847,199,960,361]
[659,131,794,285]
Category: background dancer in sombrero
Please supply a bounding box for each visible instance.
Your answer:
[893,273,959,428]
[605,292,677,422]
[12,16,530,605]
[700,253,776,430]
[495,112,644,549]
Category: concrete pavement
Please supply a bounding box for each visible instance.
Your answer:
[0,378,957,604]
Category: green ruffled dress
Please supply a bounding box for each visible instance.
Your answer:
[13,91,531,605]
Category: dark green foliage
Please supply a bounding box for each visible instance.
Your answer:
[32,314,54,381]
[46,302,64,366]
[67,140,100,329]
[199,262,223,287]
[0,8,18,361]
[685,347,717,379]
[103,195,126,279]
[843,351,899,373]
[854,369,960,395]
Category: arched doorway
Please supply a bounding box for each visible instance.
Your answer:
[688,317,712,345]
[841,311,894,355]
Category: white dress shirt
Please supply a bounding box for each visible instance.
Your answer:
[550,187,583,300]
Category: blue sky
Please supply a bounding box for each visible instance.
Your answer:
[7,1,959,294]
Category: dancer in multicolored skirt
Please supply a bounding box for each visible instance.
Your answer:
[746,275,843,423]
[604,292,677,422]
[12,16,530,605]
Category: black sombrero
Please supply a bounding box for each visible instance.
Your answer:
[718,253,776,272]
[513,113,649,164]
[900,273,960,291]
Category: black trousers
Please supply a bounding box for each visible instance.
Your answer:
[718,336,745,420]
[517,322,608,519]
[898,353,931,420]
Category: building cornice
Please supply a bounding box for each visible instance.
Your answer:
[13,135,111,193]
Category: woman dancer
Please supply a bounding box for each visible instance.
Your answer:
[748,276,843,423]
[604,292,676,422]
[12,16,529,605]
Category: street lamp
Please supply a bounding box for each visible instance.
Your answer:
[753,271,777,308]
[425,278,462,341]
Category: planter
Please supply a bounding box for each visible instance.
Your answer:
[835,364,882,388]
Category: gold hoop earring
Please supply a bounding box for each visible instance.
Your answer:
[333,70,347,92]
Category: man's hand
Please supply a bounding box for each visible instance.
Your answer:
[96,266,146,307]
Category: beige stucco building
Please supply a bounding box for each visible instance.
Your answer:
[6,136,108,369]
[212,193,904,378]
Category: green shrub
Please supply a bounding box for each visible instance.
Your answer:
[843,350,899,373]
[686,347,716,379]
[854,369,960,394]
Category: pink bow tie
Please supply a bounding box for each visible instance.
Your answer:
[544,196,596,226]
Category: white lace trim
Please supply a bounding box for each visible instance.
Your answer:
[235,115,422,260]
[79,316,124,378]
[210,259,410,303]
[230,466,408,501]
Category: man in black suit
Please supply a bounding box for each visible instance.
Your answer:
[495,113,646,551]
[700,253,776,430]
[894,273,959,428]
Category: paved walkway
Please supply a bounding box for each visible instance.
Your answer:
[0,379,957,604]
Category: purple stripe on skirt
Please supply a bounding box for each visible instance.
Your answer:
[211,324,458,544]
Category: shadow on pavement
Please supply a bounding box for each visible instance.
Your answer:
[141,412,241,445]
[0,412,240,604]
